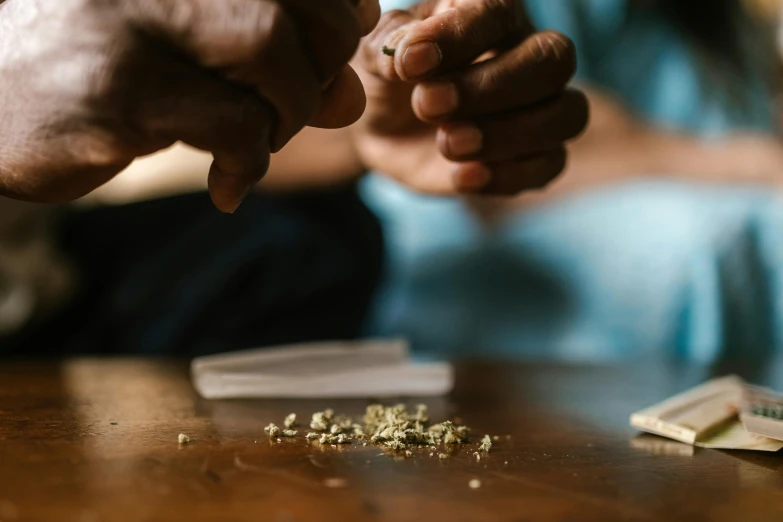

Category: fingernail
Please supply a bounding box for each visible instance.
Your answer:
[383,25,412,54]
[416,82,458,117]
[447,125,483,157]
[453,162,492,191]
[209,164,253,214]
[402,41,442,79]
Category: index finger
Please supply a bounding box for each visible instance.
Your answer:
[386,0,533,81]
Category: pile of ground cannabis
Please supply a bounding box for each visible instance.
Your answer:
[266,404,492,455]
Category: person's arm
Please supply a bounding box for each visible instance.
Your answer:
[559,87,783,189]
[465,87,783,221]
[261,127,365,192]
[0,0,380,212]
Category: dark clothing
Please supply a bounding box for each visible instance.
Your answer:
[3,186,383,356]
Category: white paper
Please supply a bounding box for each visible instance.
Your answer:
[191,339,454,399]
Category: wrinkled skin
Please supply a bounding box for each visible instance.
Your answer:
[0,0,380,212]
[352,0,589,196]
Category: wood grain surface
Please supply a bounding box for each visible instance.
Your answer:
[1,358,782,522]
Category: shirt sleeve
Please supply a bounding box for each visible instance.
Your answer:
[379,0,417,11]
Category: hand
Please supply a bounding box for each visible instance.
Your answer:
[0,0,380,212]
[351,0,589,196]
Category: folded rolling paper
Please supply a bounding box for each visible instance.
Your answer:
[191,339,454,399]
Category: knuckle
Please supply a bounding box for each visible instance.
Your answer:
[474,66,504,96]
[542,31,577,80]
[163,0,201,34]
[196,1,294,66]
[526,31,577,84]
[256,2,291,56]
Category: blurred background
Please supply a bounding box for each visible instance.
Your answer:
[3,0,783,365]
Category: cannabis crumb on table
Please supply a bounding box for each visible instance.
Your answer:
[284,413,297,429]
[261,404,504,465]
[264,404,495,458]
[265,423,296,439]
[178,433,190,444]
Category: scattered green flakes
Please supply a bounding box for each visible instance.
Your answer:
[310,410,334,431]
[415,404,429,423]
[319,433,352,445]
[381,45,396,57]
[386,440,407,451]
[443,432,460,444]
[269,404,476,459]
[335,416,354,431]
[264,423,280,438]
[361,404,468,449]
[178,433,190,444]
[469,479,481,489]
[438,421,470,444]
[284,413,297,429]
[364,404,385,425]
[438,453,449,460]
[479,434,492,453]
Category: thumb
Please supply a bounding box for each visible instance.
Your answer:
[308,65,367,129]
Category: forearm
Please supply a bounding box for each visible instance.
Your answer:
[260,126,366,192]
[532,87,783,199]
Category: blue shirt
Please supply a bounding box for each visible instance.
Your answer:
[365,0,781,362]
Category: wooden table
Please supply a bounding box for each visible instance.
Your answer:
[1,358,783,522]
